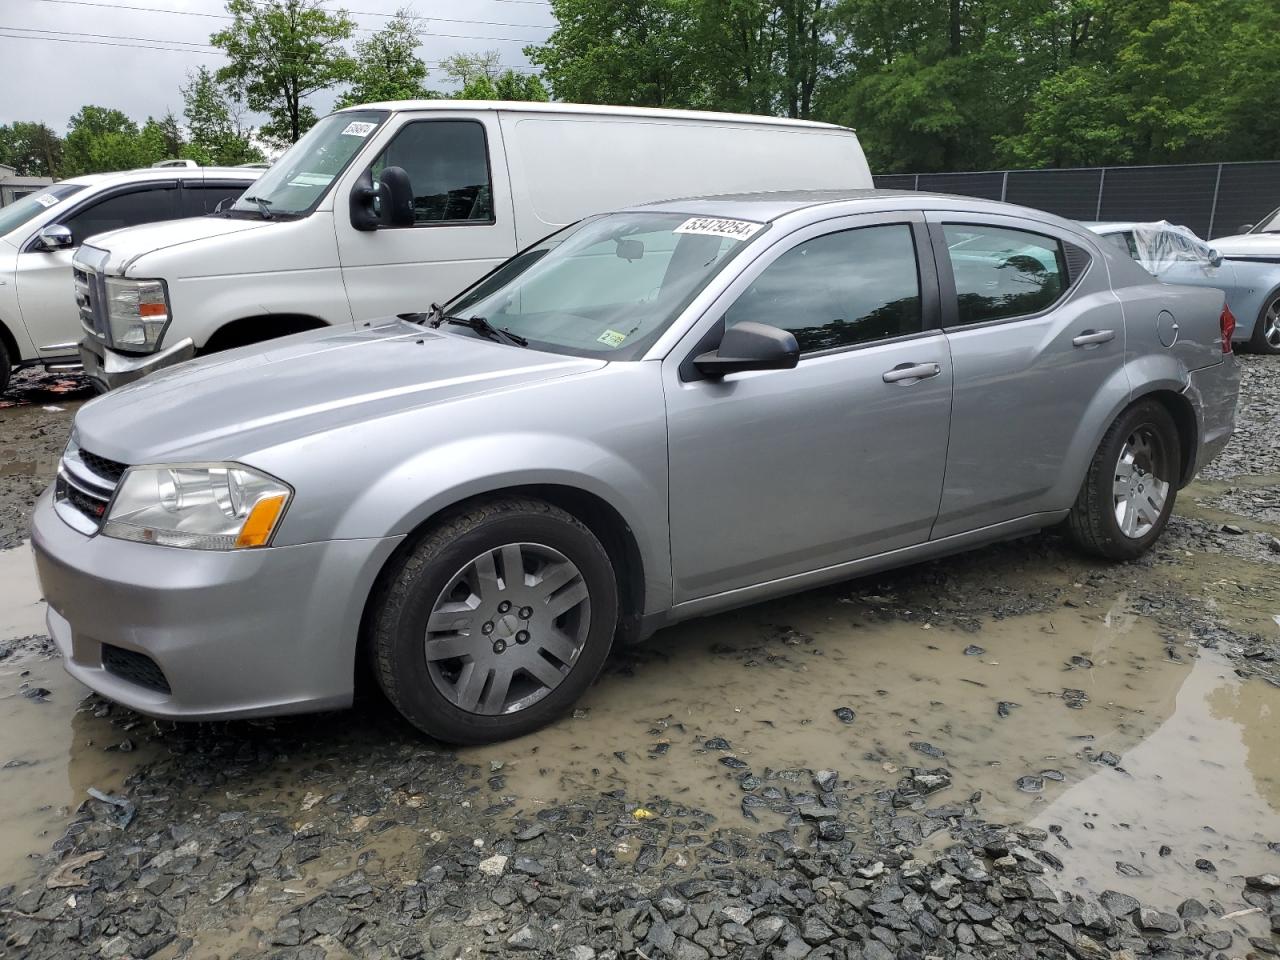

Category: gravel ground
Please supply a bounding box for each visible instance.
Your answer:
[0,359,1278,960]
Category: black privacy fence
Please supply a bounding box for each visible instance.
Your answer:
[873,161,1280,240]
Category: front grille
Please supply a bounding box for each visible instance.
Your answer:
[73,246,111,344]
[54,444,127,534]
[79,450,127,485]
[101,644,171,694]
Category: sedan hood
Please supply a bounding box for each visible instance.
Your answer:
[73,320,605,464]
[85,216,273,275]
[1211,233,1280,260]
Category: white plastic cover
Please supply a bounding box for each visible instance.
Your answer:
[1119,221,1218,276]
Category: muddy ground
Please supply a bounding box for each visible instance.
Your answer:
[0,360,1277,960]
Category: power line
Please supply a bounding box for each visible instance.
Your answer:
[4,20,549,45]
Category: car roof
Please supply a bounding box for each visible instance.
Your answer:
[336,98,850,132]
[629,189,1090,233]
[58,166,262,189]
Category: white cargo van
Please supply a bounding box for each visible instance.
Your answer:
[74,100,873,388]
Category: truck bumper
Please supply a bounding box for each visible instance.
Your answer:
[30,486,404,721]
[79,336,196,391]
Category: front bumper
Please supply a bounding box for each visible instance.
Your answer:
[30,487,403,721]
[79,335,196,391]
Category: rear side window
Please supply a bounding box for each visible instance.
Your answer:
[371,120,494,225]
[943,224,1067,326]
[726,224,921,353]
[183,182,250,216]
[62,186,179,245]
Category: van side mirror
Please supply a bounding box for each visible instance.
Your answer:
[694,321,799,379]
[378,166,414,227]
[349,169,381,231]
[37,223,74,251]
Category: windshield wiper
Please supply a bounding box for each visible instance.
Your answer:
[242,195,274,220]
[431,312,528,348]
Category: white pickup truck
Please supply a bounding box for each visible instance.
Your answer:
[0,166,258,393]
[72,100,874,389]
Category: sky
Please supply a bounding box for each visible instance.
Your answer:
[0,0,559,131]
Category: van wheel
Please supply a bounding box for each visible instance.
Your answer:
[1250,292,1280,354]
[0,340,10,396]
[1066,400,1180,560]
[370,497,618,744]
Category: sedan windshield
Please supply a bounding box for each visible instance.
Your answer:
[228,110,387,218]
[444,212,764,360]
[0,183,87,239]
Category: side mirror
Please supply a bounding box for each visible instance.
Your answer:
[349,169,381,231]
[1240,224,1255,234]
[1208,250,1223,268]
[378,166,414,227]
[694,321,799,379]
[37,223,74,251]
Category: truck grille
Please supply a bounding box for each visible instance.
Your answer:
[54,443,127,535]
[73,246,111,344]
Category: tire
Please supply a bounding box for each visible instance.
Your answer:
[370,496,619,744]
[1249,290,1280,355]
[0,339,10,396]
[1066,400,1181,561]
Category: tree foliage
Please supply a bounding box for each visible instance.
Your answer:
[338,8,433,107]
[212,0,357,146]
[0,122,63,177]
[181,67,265,166]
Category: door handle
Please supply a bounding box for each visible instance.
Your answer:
[1072,329,1115,347]
[882,362,942,384]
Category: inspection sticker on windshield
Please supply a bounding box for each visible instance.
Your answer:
[674,216,764,242]
[341,120,378,137]
[32,193,59,208]
[597,329,628,347]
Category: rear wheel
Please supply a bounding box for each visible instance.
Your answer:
[1250,291,1280,354]
[1067,400,1180,560]
[370,497,618,744]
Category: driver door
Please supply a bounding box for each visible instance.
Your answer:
[662,213,953,603]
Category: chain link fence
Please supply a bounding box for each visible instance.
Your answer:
[873,161,1280,240]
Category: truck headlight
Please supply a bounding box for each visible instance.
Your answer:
[105,277,171,351]
[103,464,291,550]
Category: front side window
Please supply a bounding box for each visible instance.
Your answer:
[446,212,758,359]
[184,182,252,216]
[371,120,494,225]
[0,183,86,239]
[944,224,1067,325]
[726,224,921,353]
[63,187,179,246]
[228,110,387,218]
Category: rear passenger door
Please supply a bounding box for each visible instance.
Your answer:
[333,114,517,321]
[928,215,1124,538]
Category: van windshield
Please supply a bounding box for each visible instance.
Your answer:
[228,110,388,218]
[0,183,87,239]
[444,212,764,360]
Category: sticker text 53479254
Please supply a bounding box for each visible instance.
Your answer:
[674,217,765,242]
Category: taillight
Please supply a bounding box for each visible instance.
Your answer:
[1220,305,1236,353]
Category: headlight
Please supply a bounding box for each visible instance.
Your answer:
[105,277,170,351]
[103,464,291,550]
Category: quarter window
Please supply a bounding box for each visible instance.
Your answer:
[62,187,178,246]
[725,224,921,353]
[371,120,494,225]
[943,224,1067,326]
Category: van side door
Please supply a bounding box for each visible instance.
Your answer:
[332,113,516,321]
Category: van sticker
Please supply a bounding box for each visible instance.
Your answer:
[287,173,335,187]
[674,217,764,242]
[597,329,628,347]
[33,193,60,208]
[341,121,378,137]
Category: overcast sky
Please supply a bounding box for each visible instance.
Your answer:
[0,0,558,131]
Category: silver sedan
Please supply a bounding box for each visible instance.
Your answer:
[32,190,1240,742]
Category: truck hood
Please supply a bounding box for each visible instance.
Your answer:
[1211,233,1280,261]
[85,215,274,275]
[72,320,606,464]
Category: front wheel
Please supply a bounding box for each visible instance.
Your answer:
[1066,400,1181,560]
[370,497,619,744]
[1249,291,1280,355]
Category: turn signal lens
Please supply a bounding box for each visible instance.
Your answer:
[235,494,288,548]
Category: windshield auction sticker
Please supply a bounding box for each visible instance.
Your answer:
[33,194,59,208]
[341,121,378,137]
[597,329,628,347]
[674,217,764,242]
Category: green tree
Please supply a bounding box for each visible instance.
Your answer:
[338,7,432,107]
[0,121,63,177]
[62,105,144,175]
[440,50,503,88]
[180,66,264,166]
[211,0,357,146]
[138,111,186,164]
[494,70,549,102]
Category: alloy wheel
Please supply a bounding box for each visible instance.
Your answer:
[1112,429,1170,539]
[424,542,591,716]
[1264,299,1280,349]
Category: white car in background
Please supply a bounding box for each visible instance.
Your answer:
[0,166,260,392]
[1087,220,1280,354]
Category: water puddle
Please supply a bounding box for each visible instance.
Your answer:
[0,544,155,884]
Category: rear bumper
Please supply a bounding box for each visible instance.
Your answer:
[1184,356,1240,480]
[79,336,195,391]
[30,487,403,720]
